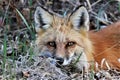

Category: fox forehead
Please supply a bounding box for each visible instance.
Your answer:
[52,16,71,33]
[37,16,84,44]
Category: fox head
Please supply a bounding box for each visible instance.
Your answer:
[34,6,94,68]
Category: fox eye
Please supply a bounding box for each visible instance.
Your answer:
[47,41,56,47]
[66,42,76,47]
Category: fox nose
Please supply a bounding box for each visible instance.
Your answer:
[56,57,64,65]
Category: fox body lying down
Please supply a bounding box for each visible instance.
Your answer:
[89,22,120,70]
[34,6,120,71]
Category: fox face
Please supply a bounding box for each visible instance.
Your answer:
[34,6,94,69]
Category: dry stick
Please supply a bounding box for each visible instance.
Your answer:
[101,58,111,70]
[109,12,118,21]
[66,0,80,7]
[91,0,102,7]
[94,16,112,25]
[66,0,76,6]
[90,11,112,25]
[86,0,92,10]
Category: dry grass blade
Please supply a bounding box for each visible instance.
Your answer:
[91,0,102,7]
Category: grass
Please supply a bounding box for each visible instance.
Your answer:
[2,29,7,74]
[28,0,33,22]
[0,2,35,79]
[96,0,114,30]
[16,8,35,40]
[1,30,35,79]
[15,7,35,54]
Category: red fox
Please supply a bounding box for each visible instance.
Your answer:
[34,6,120,71]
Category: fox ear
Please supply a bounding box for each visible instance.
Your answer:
[70,6,89,31]
[34,6,53,32]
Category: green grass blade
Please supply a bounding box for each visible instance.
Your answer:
[72,52,82,66]
[16,8,30,30]
[3,34,7,69]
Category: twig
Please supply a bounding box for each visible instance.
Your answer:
[109,12,118,21]
[66,0,79,7]
[94,16,112,25]
[86,0,92,10]
[92,0,102,7]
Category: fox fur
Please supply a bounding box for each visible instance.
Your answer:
[89,22,120,70]
[34,6,120,71]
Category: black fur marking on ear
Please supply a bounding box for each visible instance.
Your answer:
[37,5,53,28]
[69,5,88,29]
[78,12,84,28]
[38,13,46,28]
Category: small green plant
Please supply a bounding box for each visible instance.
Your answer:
[15,8,35,58]
[16,8,35,40]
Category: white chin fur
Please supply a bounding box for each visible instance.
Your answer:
[62,58,72,65]
[118,58,120,63]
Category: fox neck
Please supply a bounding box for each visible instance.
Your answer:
[83,36,94,63]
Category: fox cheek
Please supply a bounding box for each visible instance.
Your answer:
[47,46,55,51]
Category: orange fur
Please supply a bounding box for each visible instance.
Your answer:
[89,21,120,70]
